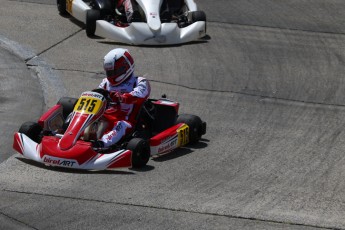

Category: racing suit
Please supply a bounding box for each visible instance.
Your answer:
[117,0,171,23]
[117,0,134,23]
[98,74,150,147]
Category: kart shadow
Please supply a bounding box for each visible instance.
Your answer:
[129,165,155,172]
[16,157,134,175]
[60,14,86,29]
[152,139,209,162]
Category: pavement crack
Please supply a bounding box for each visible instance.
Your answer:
[33,65,345,109]
[1,189,340,230]
[0,211,39,230]
[52,68,102,74]
[39,67,345,109]
[209,21,345,37]
[25,29,84,63]
[149,79,345,109]
[7,0,55,6]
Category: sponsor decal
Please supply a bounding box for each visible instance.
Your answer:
[106,130,116,141]
[43,156,78,167]
[150,12,158,19]
[81,92,103,99]
[160,134,176,145]
[158,138,177,154]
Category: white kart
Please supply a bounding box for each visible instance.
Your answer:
[57,0,207,45]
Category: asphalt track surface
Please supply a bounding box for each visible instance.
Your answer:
[2,0,345,229]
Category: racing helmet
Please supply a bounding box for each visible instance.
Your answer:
[103,48,135,86]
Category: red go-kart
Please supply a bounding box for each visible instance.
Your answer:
[13,89,206,170]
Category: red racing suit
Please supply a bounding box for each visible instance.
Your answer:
[98,74,150,147]
[117,0,134,23]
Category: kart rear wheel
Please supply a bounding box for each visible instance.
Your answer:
[176,114,206,144]
[19,122,43,143]
[57,0,68,15]
[86,9,100,37]
[57,97,78,120]
[127,138,150,168]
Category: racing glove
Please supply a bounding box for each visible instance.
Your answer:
[110,91,123,103]
[110,91,139,104]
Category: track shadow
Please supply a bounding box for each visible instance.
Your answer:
[16,157,134,175]
[129,165,155,172]
[98,35,211,47]
[67,16,86,29]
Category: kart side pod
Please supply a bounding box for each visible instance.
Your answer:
[150,123,189,155]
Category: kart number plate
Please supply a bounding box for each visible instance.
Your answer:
[74,96,102,114]
[177,124,189,146]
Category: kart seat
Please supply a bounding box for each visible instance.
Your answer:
[167,0,184,15]
[160,0,184,22]
[131,99,177,138]
[150,101,177,134]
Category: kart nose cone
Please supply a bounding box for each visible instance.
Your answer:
[154,35,166,43]
[147,14,161,31]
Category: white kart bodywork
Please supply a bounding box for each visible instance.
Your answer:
[66,0,206,45]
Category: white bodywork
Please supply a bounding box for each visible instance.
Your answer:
[95,20,205,45]
[67,0,206,45]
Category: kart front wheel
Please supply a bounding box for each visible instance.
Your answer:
[176,114,206,144]
[86,9,100,37]
[19,122,43,143]
[189,11,206,22]
[127,138,150,168]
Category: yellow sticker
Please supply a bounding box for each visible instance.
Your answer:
[177,124,189,146]
[66,0,73,14]
[74,96,103,115]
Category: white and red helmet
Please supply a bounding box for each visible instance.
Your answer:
[103,48,135,86]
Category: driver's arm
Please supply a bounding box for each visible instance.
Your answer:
[121,78,150,103]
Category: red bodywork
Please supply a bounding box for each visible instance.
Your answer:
[13,93,202,170]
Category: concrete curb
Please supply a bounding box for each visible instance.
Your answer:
[0,35,67,109]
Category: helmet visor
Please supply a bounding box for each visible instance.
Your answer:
[106,65,127,78]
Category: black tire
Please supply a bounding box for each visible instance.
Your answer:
[86,9,100,37]
[19,122,43,143]
[57,0,68,15]
[127,138,150,168]
[190,11,206,22]
[176,114,205,144]
[57,97,78,120]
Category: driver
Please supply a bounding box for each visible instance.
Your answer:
[117,0,134,23]
[93,48,150,148]
[116,0,170,23]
